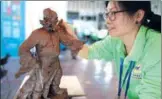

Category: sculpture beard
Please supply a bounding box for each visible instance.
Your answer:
[39,8,59,33]
[40,19,58,33]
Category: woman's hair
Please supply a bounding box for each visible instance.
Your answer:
[105,1,161,32]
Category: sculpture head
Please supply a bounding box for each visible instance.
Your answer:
[40,8,59,32]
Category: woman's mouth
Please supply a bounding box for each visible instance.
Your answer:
[108,27,114,32]
[107,25,114,31]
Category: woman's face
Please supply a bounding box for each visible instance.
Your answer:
[106,1,137,37]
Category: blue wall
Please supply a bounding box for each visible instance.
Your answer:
[1,1,25,57]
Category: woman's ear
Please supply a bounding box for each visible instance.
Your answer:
[135,9,145,23]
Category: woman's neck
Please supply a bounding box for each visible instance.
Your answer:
[120,26,140,55]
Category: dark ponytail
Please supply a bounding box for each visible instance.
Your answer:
[144,11,161,32]
[105,1,161,32]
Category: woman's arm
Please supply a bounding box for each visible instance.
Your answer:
[58,20,114,60]
[78,44,89,59]
[136,61,161,99]
[136,36,161,99]
[78,37,114,60]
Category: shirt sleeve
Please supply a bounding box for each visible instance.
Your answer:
[136,35,161,99]
[88,36,114,61]
[136,61,161,99]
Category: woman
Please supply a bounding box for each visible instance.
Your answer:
[63,1,161,99]
[14,8,83,99]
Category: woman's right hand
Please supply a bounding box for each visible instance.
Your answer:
[77,44,89,59]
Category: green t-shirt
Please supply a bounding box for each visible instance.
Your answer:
[88,25,161,99]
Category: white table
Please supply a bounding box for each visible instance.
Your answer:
[60,76,86,99]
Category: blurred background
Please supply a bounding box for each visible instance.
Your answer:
[1,1,161,57]
[0,1,161,99]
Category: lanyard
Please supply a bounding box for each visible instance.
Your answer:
[124,61,135,99]
[117,58,136,99]
[117,58,124,97]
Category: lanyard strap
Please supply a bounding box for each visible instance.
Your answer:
[122,61,133,87]
[124,61,135,99]
[117,58,124,96]
[117,58,136,99]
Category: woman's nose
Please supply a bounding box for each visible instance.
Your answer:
[106,17,111,25]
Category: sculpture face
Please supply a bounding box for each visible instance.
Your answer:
[40,8,59,32]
